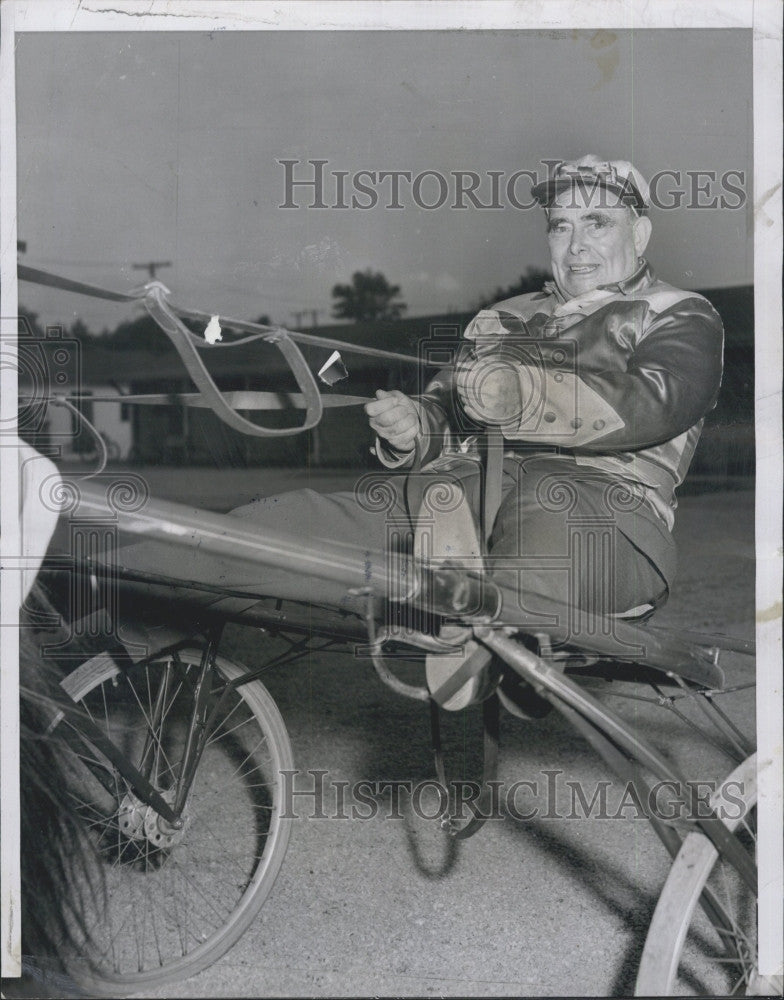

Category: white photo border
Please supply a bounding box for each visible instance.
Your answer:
[1,0,781,986]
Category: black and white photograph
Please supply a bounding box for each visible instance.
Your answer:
[1,2,781,998]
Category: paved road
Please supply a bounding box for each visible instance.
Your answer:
[63,468,757,998]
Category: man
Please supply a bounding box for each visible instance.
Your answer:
[232,155,723,697]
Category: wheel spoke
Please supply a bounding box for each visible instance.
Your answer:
[126,670,179,787]
[51,646,292,992]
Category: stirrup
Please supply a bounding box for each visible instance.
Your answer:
[426,626,501,711]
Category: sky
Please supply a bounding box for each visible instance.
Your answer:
[15,28,753,333]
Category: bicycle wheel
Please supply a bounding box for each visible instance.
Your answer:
[53,645,293,996]
[635,754,759,996]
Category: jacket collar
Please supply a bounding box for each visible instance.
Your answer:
[543,258,654,303]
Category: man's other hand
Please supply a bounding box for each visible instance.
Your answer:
[365,389,421,453]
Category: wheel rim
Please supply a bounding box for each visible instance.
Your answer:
[54,647,292,992]
[673,817,757,994]
[635,754,758,996]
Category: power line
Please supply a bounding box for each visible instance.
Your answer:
[25,257,134,267]
[21,258,329,310]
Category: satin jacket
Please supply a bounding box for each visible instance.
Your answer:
[379,259,724,538]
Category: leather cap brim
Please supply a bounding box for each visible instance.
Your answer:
[531,176,647,214]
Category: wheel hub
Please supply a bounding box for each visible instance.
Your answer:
[118,792,149,841]
[143,789,189,849]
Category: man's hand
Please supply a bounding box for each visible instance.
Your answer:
[455,353,523,426]
[364,389,421,453]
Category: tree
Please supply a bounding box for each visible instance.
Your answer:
[68,319,94,343]
[98,313,178,353]
[472,266,552,311]
[331,270,407,322]
[17,307,45,339]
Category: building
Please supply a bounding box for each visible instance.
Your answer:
[21,288,754,479]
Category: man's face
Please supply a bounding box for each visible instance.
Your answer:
[546,186,650,299]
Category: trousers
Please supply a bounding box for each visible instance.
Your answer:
[230,454,672,629]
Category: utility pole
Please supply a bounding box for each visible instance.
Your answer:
[291,310,320,328]
[132,261,172,281]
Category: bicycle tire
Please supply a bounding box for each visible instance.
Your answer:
[635,754,758,996]
[53,645,293,996]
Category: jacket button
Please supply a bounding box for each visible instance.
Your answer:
[593,419,606,430]
[544,411,557,423]
[571,418,583,429]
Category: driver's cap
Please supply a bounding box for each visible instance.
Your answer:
[531,155,650,215]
